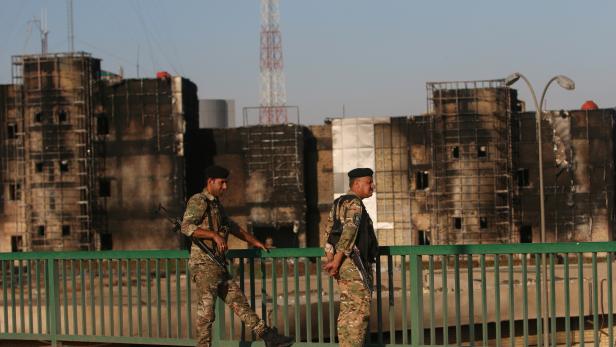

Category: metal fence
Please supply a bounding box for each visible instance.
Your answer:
[1,243,616,346]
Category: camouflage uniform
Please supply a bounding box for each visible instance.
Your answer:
[324,192,374,347]
[182,190,266,347]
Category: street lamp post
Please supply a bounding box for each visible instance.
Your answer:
[505,73,575,347]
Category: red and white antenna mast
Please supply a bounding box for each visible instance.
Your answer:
[259,0,287,124]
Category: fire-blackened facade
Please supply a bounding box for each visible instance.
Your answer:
[512,109,616,243]
[0,52,198,252]
[1,58,615,250]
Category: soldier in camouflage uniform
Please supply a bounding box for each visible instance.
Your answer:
[323,168,379,347]
[181,165,294,347]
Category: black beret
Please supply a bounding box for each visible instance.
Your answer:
[204,165,229,179]
[348,168,374,178]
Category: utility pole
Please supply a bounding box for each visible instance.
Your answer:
[67,0,74,52]
[27,10,49,55]
[136,45,140,78]
[41,9,49,54]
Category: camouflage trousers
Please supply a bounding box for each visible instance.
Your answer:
[191,261,266,347]
[336,259,372,347]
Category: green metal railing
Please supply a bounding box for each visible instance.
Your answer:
[1,242,615,346]
[0,250,193,346]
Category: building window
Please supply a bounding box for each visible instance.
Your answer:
[37,226,45,237]
[478,145,487,158]
[452,146,460,159]
[35,162,44,173]
[34,112,44,123]
[517,168,530,187]
[49,196,55,210]
[520,225,532,243]
[58,110,68,123]
[99,178,111,197]
[416,171,429,190]
[418,230,430,245]
[9,183,21,201]
[97,114,109,135]
[60,160,69,172]
[453,217,462,230]
[100,233,113,250]
[480,217,488,229]
[62,225,71,236]
[11,236,23,252]
[7,123,17,139]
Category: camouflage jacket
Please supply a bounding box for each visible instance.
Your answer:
[323,191,369,256]
[181,189,235,266]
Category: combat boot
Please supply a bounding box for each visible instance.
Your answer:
[262,327,294,347]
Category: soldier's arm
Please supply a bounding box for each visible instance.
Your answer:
[227,220,268,250]
[181,196,225,249]
[335,199,362,256]
[324,199,362,276]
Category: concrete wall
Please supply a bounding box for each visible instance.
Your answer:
[374,117,412,246]
[305,123,333,247]
[97,77,198,250]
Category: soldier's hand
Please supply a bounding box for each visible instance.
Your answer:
[253,240,270,252]
[323,259,340,278]
[213,234,227,253]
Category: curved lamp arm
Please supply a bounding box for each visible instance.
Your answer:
[506,72,540,113]
[516,73,540,114]
[539,75,575,113]
[539,76,560,114]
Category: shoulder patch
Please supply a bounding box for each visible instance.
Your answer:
[353,213,361,226]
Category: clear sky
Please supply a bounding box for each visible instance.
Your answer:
[1,1,615,125]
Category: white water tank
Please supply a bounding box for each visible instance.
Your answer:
[199,99,235,128]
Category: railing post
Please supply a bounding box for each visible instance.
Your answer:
[46,258,62,347]
[213,297,225,343]
[409,254,424,347]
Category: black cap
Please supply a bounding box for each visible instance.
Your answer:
[204,165,229,179]
[348,168,374,178]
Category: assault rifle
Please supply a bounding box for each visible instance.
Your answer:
[349,246,374,293]
[156,204,229,271]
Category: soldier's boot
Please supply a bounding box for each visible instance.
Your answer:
[262,327,294,347]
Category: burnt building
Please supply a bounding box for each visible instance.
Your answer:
[408,80,616,245]
[324,80,616,246]
[512,108,616,243]
[96,77,198,250]
[159,75,616,249]
[1,58,614,251]
[0,52,198,252]
[0,53,102,251]
[423,80,516,244]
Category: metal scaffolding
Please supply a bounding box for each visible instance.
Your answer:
[244,123,304,193]
[9,52,98,250]
[427,79,514,244]
[5,57,28,250]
